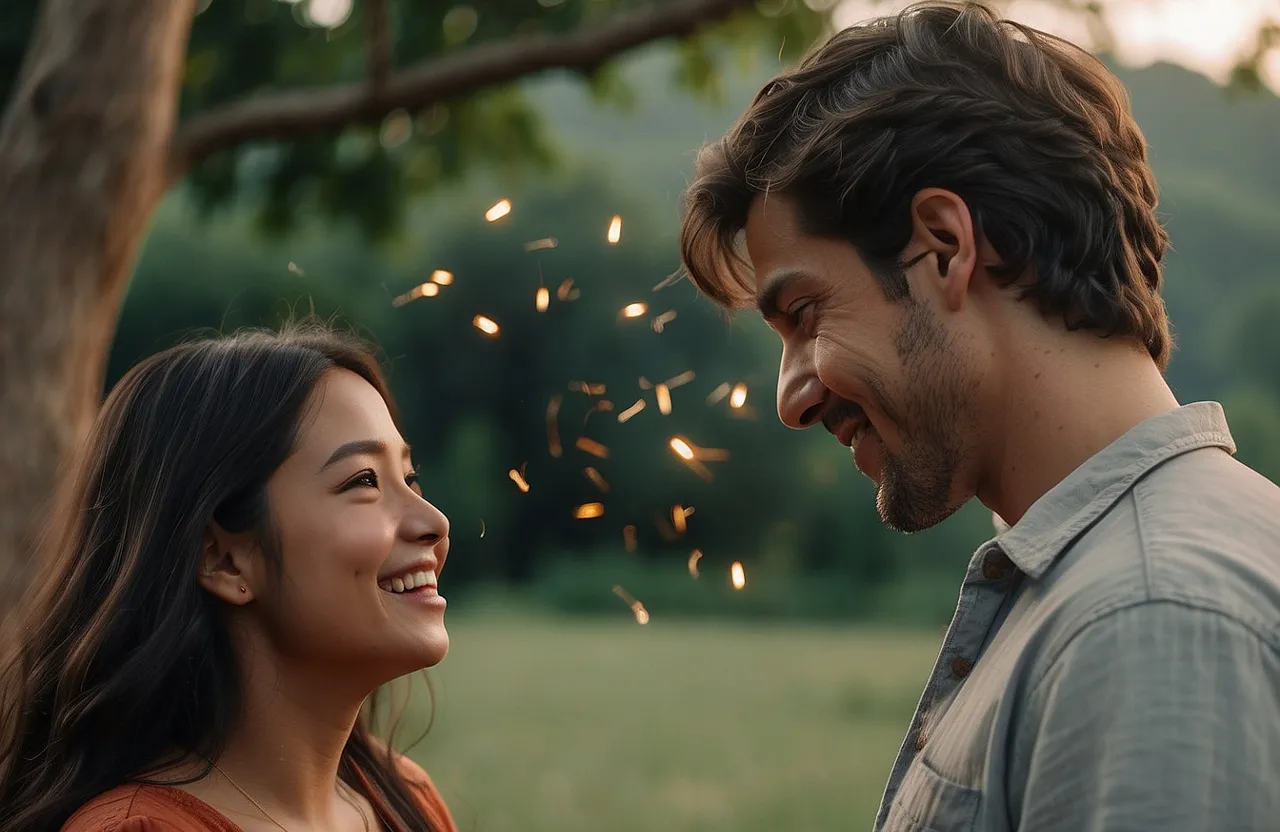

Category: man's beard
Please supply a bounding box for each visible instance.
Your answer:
[870,300,974,533]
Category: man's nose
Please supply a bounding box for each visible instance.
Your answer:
[776,343,826,430]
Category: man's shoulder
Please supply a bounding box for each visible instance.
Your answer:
[1032,447,1280,659]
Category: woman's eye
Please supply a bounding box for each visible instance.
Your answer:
[345,470,379,490]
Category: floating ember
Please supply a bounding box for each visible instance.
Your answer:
[391,282,440,307]
[617,399,645,423]
[430,269,454,286]
[508,468,530,493]
[525,237,558,252]
[621,302,647,318]
[546,395,563,458]
[731,561,746,590]
[695,447,731,463]
[288,261,306,277]
[669,436,695,460]
[706,383,731,405]
[622,524,637,552]
[655,383,672,415]
[664,370,695,389]
[575,437,610,459]
[556,278,580,301]
[584,467,610,493]
[569,381,607,395]
[607,215,622,244]
[672,504,687,534]
[688,549,703,578]
[473,315,500,337]
[729,383,748,409]
[582,399,614,427]
[485,199,511,222]
[575,502,605,519]
[612,584,649,624]
[535,286,550,312]
[651,310,677,333]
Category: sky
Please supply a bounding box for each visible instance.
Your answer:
[832,0,1280,92]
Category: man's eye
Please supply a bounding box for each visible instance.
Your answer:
[789,301,816,331]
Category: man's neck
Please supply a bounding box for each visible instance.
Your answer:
[979,325,1179,526]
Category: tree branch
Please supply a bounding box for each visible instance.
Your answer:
[365,0,391,93]
[170,0,753,181]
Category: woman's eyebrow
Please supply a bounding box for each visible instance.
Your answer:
[317,439,412,473]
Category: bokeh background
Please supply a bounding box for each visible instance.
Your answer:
[5,1,1280,829]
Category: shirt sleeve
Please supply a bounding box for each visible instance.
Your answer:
[1013,600,1280,831]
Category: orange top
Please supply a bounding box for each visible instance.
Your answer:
[60,755,457,832]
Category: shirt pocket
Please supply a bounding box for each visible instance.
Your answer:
[881,756,983,832]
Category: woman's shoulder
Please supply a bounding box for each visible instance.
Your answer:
[62,783,240,832]
[391,754,457,832]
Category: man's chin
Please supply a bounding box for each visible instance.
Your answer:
[874,469,964,533]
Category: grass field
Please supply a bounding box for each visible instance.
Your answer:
[395,612,941,832]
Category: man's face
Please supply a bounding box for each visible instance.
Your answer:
[744,193,981,532]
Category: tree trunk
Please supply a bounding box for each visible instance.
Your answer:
[0,0,194,611]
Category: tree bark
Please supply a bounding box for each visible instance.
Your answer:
[0,0,195,609]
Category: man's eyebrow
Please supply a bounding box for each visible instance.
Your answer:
[756,271,806,320]
[318,439,412,473]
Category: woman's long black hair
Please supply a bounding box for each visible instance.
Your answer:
[0,321,438,831]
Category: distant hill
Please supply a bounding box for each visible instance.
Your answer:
[522,48,1280,399]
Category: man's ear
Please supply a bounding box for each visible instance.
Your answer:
[198,522,259,605]
[908,188,978,312]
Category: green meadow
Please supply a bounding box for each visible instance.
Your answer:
[399,612,940,832]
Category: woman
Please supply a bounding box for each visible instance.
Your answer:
[0,322,457,831]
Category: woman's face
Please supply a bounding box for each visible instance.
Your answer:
[249,368,450,681]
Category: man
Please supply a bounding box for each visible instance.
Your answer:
[679,2,1280,830]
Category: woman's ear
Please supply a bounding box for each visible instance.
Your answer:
[909,188,978,312]
[198,523,258,605]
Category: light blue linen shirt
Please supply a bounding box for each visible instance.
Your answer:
[873,402,1280,831]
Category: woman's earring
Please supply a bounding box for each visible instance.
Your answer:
[239,585,247,594]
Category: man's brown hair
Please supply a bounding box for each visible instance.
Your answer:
[680,1,1172,368]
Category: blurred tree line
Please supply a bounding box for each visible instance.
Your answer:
[105,48,1280,623]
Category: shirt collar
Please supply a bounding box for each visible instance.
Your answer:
[995,401,1235,580]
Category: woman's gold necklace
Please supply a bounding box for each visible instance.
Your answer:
[210,761,372,832]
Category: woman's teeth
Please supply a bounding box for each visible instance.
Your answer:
[380,570,436,593]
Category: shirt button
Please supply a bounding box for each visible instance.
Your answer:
[982,550,1012,581]
[951,657,973,678]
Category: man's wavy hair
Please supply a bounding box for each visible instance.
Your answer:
[680,1,1172,368]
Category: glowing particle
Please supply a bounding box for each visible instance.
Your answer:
[655,383,672,415]
[535,286,550,311]
[621,302,647,318]
[612,584,649,624]
[584,467,610,493]
[430,269,454,286]
[574,502,605,519]
[623,525,637,552]
[688,549,703,578]
[582,399,615,427]
[472,315,500,337]
[638,377,653,389]
[607,215,622,244]
[669,437,695,460]
[569,381,607,396]
[706,383,731,405]
[730,561,746,590]
[664,370,695,390]
[479,517,486,538]
[729,383,748,409]
[556,278,580,301]
[508,468,530,493]
[485,199,511,222]
[391,281,440,307]
[652,271,684,291]
[575,437,610,459]
[546,394,563,458]
[672,505,687,534]
[287,261,306,277]
[695,447,730,463]
[651,309,677,332]
[525,237,558,252]
[618,399,646,423]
